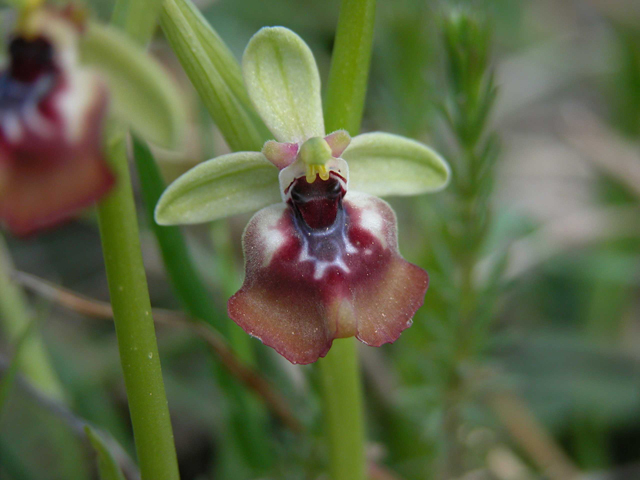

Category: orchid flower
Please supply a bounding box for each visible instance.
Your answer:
[0,4,185,236]
[0,6,113,236]
[156,27,450,364]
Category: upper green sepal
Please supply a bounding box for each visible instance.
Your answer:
[243,27,325,143]
[80,22,187,150]
[155,152,281,225]
[342,132,450,196]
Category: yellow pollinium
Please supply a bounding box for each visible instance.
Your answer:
[299,137,333,183]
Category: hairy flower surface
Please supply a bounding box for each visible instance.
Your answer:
[156,27,450,364]
[0,6,114,236]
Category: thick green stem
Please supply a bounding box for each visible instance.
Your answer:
[133,139,273,473]
[319,1,376,479]
[0,235,65,402]
[98,3,180,479]
[318,339,366,480]
[324,0,376,135]
[97,131,180,480]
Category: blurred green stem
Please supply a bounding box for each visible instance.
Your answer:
[133,138,273,474]
[0,235,64,402]
[324,0,376,135]
[96,2,180,479]
[319,1,376,478]
[97,130,180,480]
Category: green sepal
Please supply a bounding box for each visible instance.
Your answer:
[160,0,269,152]
[155,152,281,225]
[80,22,186,150]
[343,132,450,196]
[243,27,325,143]
[85,426,126,480]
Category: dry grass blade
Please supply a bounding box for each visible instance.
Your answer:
[477,205,640,284]
[562,105,640,200]
[12,270,305,434]
[488,391,582,480]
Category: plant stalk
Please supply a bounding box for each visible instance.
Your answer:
[318,338,366,480]
[324,0,376,136]
[320,1,376,478]
[96,130,180,480]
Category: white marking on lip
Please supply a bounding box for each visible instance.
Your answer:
[296,222,356,280]
[23,104,54,138]
[254,204,288,267]
[2,112,23,143]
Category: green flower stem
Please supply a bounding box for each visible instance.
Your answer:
[318,338,366,480]
[133,138,273,473]
[319,1,376,479]
[0,234,65,402]
[324,0,377,136]
[96,131,180,480]
[97,3,180,479]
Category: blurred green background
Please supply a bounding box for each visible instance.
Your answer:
[1,0,640,479]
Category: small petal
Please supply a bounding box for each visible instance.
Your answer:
[262,140,298,170]
[343,132,450,197]
[324,130,351,158]
[228,187,428,364]
[243,27,325,143]
[155,152,280,225]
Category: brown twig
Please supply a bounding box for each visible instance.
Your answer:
[487,391,581,480]
[12,270,305,434]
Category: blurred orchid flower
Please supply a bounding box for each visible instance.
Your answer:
[0,6,112,235]
[156,27,450,364]
[0,4,186,236]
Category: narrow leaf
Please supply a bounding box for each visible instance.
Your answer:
[343,132,450,196]
[243,27,325,143]
[160,0,268,152]
[80,22,186,149]
[133,137,221,328]
[0,316,38,418]
[155,152,280,225]
[85,426,126,480]
[172,0,253,111]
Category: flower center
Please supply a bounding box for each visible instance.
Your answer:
[0,36,57,112]
[9,36,56,83]
[290,175,345,230]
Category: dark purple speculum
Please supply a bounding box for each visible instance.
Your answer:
[228,172,429,364]
[9,36,56,83]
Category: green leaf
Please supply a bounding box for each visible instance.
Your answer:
[160,0,268,152]
[0,316,38,419]
[243,27,325,143]
[171,0,253,112]
[80,22,186,150]
[155,152,280,225]
[343,132,450,196]
[85,426,126,480]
